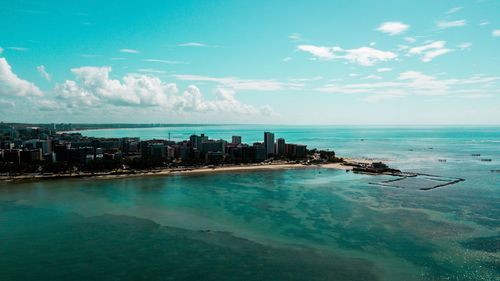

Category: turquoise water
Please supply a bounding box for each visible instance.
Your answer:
[1,126,499,280]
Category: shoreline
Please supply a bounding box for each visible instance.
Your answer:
[0,162,353,183]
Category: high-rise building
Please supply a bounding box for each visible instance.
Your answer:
[285,144,307,159]
[276,138,286,156]
[253,142,266,162]
[149,143,166,159]
[20,149,43,162]
[37,139,52,154]
[231,136,242,144]
[190,134,208,150]
[264,132,275,157]
[201,139,225,154]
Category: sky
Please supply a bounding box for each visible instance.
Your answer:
[0,0,499,125]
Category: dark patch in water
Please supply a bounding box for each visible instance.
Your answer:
[0,202,379,281]
[461,236,500,253]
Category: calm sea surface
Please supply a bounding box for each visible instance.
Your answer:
[1,126,499,281]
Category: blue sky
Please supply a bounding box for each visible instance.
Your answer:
[0,0,499,124]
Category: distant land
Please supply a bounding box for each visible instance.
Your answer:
[0,122,228,131]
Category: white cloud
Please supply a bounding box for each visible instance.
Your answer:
[421,48,453,62]
[362,75,382,80]
[492,30,500,37]
[53,66,269,115]
[479,21,490,26]
[316,71,500,101]
[409,41,445,54]
[446,7,462,14]
[119,48,140,54]
[369,41,376,46]
[397,71,450,94]
[57,66,172,107]
[297,45,397,66]
[175,86,270,115]
[343,47,397,66]
[142,59,186,64]
[362,94,403,103]
[377,21,410,36]
[0,99,15,108]
[136,69,166,74]
[297,45,335,60]
[288,76,323,82]
[7,47,29,51]
[460,93,492,99]
[178,42,206,47]
[0,58,43,97]
[288,33,302,41]
[80,54,99,58]
[436,20,466,29]
[55,79,100,108]
[397,44,410,51]
[377,68,392,72]
[282,57,292,62]
[37,65,51,81]
[408,41,453,62]
[457,42,472,50]
[179,85,266,114]
[37,99,62,111]
[259,104,274,116]
[213,88,268,115]
[173,74,284,91]
[404,37,416,43]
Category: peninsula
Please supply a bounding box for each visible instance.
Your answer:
[0,123,397,181]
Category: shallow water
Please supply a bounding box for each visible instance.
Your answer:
[1,126,499,280]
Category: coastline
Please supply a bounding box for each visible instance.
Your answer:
[0,162,353,183]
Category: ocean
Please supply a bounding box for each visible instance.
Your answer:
[1,126,498,281]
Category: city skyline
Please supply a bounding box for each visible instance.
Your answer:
[1,0,500,124]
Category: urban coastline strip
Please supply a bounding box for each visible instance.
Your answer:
[0,124,399,182]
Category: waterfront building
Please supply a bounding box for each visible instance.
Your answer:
[37,139,52,154]
[20,149,43,162]
[190,134,208,150]
[276,138,286,156]
[206,151,224,163]
[226,143,249,163]
[286,144,307,159]
[264,132,275,157]
[201,139,226,155]
[1,141,15,150]
[140,141,150,158]
[179,145,191,161]
[3,149,21,164]
[167,146,175,159]
[231,136,242,144]
[253,142,266,162]
[149,143,166,159]
[97,139,121,150]
[53,143,75,162]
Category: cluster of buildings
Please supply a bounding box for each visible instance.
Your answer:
[0,124,308,169]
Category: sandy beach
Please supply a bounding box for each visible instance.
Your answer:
[0,162,353,182]
[95,162,353,180]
